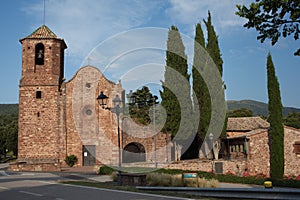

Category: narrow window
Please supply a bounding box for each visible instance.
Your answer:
[293,142,300,155]
[35,43,44,65]
[37,112,40,117]
[36,91,42,99]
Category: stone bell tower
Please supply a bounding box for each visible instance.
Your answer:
[16,25,67,171]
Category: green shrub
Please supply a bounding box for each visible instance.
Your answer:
[99,165,116,175]
[65,155,78,167]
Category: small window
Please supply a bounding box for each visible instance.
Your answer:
[293,142,300,155]
[35,43,44,65]
[36,91,42,99]
[37,112,40,117]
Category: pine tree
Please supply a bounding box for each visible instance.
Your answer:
[267,53,284,179]
[160,26,193,159]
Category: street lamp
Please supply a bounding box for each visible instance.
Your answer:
[209,133,214,173]
[152,95,158,168]
[97,91,123,185]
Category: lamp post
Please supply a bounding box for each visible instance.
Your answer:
[209,132,214,173]
[97,91,122,185]
[152,96,158,168]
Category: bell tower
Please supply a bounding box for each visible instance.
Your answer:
[17,25,67,170]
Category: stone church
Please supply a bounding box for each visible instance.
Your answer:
[11,25,171,171]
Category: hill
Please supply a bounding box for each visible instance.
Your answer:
[0,101,299,117]
[227,100,300,116]
[0,104,18,115]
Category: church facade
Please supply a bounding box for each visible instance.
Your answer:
[11,25,171,171]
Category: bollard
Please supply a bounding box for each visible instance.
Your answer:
[264,181,272,189]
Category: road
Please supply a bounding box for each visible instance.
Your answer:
[0,171,193,200]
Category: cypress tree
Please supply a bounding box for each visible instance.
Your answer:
[204,11,227,141]
[160,26,193,159]
[192,23,211,157]
[204,11,223,76]
[267,53,284,179]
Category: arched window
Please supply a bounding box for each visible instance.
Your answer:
[35,43,44,65]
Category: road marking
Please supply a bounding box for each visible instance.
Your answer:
[0,186,9,190]
[38,180,57,185]
[21,173,35,176]
[19,190,43,197]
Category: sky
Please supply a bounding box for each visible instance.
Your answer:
[0,0,299,108]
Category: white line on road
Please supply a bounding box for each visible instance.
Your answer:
[19,190,43,197]
[0,186,9,190]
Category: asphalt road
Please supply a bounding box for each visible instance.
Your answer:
[0,171,193,200]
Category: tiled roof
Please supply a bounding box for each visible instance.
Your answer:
[227,128,267,139]
[21,25,57,40]
[227,117,270,131]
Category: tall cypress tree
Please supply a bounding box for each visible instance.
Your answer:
[267,53,284,179]
[204,11,223,76]
[204,11,227,142]
[192,23,211,157]
[160,26,193,159]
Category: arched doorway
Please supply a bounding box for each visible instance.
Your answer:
[123,142,146,163]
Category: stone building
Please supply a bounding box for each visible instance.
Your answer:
[225,117,300,176]
[167,117,300,177]
[10,25,171,171]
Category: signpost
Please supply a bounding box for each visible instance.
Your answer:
[182,173,198,187]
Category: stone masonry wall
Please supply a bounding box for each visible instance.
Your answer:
[247,130,270,176]
[284,127,300,176]
[16,36,66,170]
[65,66,124,167]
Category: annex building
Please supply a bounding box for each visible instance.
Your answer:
[10,25,171,171]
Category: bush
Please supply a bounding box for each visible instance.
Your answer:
[99,165,116,175]
[147,173,182,187]
[65,155,78,167]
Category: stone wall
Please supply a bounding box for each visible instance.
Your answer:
[166,159,247,175]
[17,37,65,167]
[65,66,124,167]
[166,127,300,177]
[122,117,172,163]
[284,127,300,176]
[10,161,61,172]
[247,130,270,176]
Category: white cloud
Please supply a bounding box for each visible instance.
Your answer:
[166,0,248,34]
[22,0,164,76]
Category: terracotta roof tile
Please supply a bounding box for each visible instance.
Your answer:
[20,25,58,41]
[227,117,269,131]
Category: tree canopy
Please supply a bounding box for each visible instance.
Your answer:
[227,108,253,118]
[128,86,158,125]
[236,0,300,56]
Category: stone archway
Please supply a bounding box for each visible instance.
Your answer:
[123,142,146,163]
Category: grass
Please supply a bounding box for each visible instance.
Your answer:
[146,173,219,188]
[98,165,300,188]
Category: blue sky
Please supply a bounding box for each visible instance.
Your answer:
[1,0,299,108]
